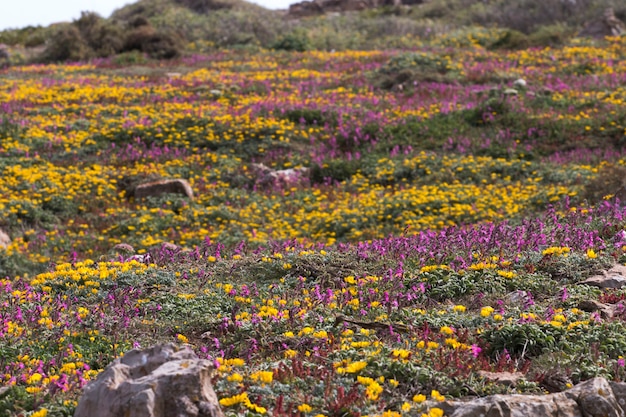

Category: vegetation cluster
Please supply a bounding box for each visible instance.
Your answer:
[1,2,626,416]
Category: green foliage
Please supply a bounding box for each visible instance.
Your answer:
[39,24,93,63]
[310,159,361,184]
[281,108,337,126]
[483,322,565,358]
[271,30,311,52]
[122,26,183,59]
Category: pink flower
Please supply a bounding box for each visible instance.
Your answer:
[471,344,482,358]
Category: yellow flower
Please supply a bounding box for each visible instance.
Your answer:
[298,403,313,413]
[431,390,445,401]
[401,402,412,412]
[31,409,48,417]
[481,306,494,317]
[227,373,243,382]
[586,249,597,259]
[176,333,189,344]
[344,361,367,373]
[250,370,273,384]
[413,394,426,403]
[453,305,466,313]
[440,326,454,335]
[284,349,298,358]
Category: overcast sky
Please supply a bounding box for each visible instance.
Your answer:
[0,0,287,31]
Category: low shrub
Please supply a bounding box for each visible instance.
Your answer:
[271,29,311,52]
[122,26,184,59]
[39,24,92,63]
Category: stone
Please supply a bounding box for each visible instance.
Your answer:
[477,371,525,386]
[133,179,193,200]
[438,377,626,417]
[0,229,10,249]
[580,264,626,289]
[251,163,310,188]
[578,299,617,319]
[113,243,135,255]
[74,343,224,417]
[513,79,527,88]
[579,8,626,39]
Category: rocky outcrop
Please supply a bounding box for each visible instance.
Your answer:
[251,163,310,189]
[579,8,626,38]
[0,229,10,249]
[74,343,223,417]
[438,377,626,417]
[288,0,419,18]
[133,178,194,200]
[579,264,626,289]
[477,371,525,387]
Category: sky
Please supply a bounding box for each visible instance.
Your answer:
[0,0,287,31]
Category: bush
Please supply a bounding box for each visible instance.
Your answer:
[123,26,184,59]
[488,29,530,50]
[582,163,626,205]
[271,29,310,52]
[75,12,125,57]
[174,0,234,13]
[39,24,92,63]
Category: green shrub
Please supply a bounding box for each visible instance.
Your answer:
[310,160,361,184]
[271,29,310,52]
[39,24,92,63]
[123,26,184,59]
[582,163,626,205]
[488,29,529,50]
[174,0,234,13]
[528,23,575,48]
[75,12,125,57]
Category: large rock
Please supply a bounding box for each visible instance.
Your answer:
[74,343,224,417]
[133,179,194,200]
[0,229,10,249]
[437,377,626,417]
[579,8,626,38]
[580,264,626,289]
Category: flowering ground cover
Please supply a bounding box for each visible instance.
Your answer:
[2,35,626,416]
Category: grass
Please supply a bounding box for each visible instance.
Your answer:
[2,33,626,416]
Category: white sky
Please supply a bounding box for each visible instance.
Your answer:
[0,0,287,31]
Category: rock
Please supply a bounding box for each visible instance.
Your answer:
[578,299,617,319]
[580,264,626,289]
[513,79,527,88]
[504,290,534,308]
[74,343,224,417]
[0,229,10,249]
[439,377,626,417]
[579,8,626,38]
[477,371,525,386]
[113,243,135,255]
[251,163,310,188]
[134,179,194,200]
[288,0,324,17]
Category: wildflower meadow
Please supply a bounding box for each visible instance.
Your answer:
[2,33,626,416]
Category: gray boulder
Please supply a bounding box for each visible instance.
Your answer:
[0,229,10,249]
[580,264,626,289]
[74,343,224,417]
[437,377,626,417]
[133,179,194,200]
